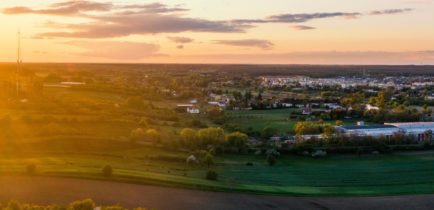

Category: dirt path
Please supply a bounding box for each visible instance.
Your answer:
[1,176,434,210]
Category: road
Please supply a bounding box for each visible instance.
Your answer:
[1,176,433,210]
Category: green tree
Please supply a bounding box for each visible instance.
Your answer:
[261,127,277,140]
[204,153,214,168]
[180,128,196,147]
[225,132,248,153]
[267,155,276,166]
[196,127,225,147]
[321,125,336,140]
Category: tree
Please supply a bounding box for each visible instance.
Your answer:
[294,122,322,135]
[207,106,227,124]
[204,153,214,168]
[267,155,276,166]
[321,125,336,140]
[375,89,392,109]
[129,128,145,143]
[196,127,225,147]
[180,128,196,147]
[145,129,160,143]
[225,132,248,153]
[205,170,218,180]
[261,127,277,140]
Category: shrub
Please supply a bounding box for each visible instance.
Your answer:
[0,200,149,210]
[205,170,218,181]
[26,164,36,175]
[311,150,327,158]
[102,165,113,177]
[69,199,96,210]
[103,205,126,210]
[267,155,276,166]
[6,200,21,210]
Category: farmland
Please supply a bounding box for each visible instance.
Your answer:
[0,63,433,198]
[2,135,434,196]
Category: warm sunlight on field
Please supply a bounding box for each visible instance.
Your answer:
[0,0,434,209]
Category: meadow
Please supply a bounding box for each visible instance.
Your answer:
[2,136,434,196]
[228,109,298,133]
[227,109,360,133]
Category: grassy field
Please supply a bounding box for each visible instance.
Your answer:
[2,136,434,196]
[228,109,299,133]
[228,109,360,133]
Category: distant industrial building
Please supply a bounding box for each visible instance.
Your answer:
[336,122,434,141]
[385,122,434,141]
[336,125,401,138]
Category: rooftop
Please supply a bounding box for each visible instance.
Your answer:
[340,125,397,130]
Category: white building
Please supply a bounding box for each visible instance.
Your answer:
[366,104,380,111]
[336,122,434,141]
[187,107,200,114]
[385,122,434,141]
[336,125,401,138]
[177,104,200,114]
[324,103,344,110]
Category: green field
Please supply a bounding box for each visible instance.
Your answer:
[228,109,299,133]
[2,137,434,196]
[228,109,360,133]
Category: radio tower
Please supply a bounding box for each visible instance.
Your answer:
[16,30,21,98]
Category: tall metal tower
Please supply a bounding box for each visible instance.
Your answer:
[16,30,21,98]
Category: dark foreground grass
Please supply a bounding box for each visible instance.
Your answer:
[2,147,434,196]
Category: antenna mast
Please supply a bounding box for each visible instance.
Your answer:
[16,30,21,98]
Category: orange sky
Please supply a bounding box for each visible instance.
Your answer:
[1,0,434,64]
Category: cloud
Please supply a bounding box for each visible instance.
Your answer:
[3,1,112,16]
[61,41,160,60]
[214,39,274,50]
[369,8,413,15]
[292,25,316,30]
[34,13,245,38]
[233,12,361,25]
[269,12,361,23]
[120,3,188,13]
[167,36,194,43]
[2,1,188,16]
[2,1,417,38]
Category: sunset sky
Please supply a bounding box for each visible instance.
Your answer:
[1,0,434,64]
